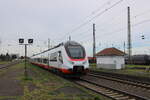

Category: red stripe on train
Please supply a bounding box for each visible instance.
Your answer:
[31,62,73,74]
[69,58,86,61]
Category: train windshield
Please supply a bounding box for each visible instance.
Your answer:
[67,46,85,59]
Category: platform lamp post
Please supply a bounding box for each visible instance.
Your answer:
[19,38,33,79]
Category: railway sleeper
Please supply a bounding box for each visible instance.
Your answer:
[115,96,130,100]
[105,92,118,96]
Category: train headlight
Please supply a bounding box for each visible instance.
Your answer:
[69,61,74,64]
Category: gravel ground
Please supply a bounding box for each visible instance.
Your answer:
[0,63,23,100]
[0,63,105,100]
[82,75,150,100]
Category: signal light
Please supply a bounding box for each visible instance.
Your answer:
[141,35,145,39]
[28,39,33,44]
[19,38,24,44]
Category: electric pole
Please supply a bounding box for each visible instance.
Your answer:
[93,23,96,57]
[127,6,132,63]
[25,44,27,77]
[69,36,71,41]
[48,38,50,49]
[124,41,126,54]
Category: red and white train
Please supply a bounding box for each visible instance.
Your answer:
[30,41,89,77]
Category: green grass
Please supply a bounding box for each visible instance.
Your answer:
[0,62,111,100]
[0,62,23,77]
[90,63,150,78]
[126,64,150,68]
[0,61,11,64]
[19,63,111,100]
[0,96,20,100]
[0,62,23,100]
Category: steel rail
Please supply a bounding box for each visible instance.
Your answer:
[76,78,148,100]
[0,61,21,69]
[88,73,150,90]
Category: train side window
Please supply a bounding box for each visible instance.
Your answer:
[37,58,40,62]
[34,58,37,62]
[43,58,48,64]
[58,51,63,63]
[50,52,57,62]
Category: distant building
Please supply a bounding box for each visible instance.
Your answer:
[95,48,125,69]
[10,54,19,59]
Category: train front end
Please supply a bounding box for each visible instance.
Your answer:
[63,41,89,76]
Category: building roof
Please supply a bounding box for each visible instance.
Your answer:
[96,48,125,56]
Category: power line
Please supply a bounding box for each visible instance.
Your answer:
[90,0,115,15]
[70,0,124,33]
[72,7,127,40]
[60,0,124,41]
[95,9,150,35]
[133,9,150,19]
[71,28,92,38]
[77,6,150,42]
[132,18,150,27]
[72,7,150,40]
[79,18,150,43]
[59,0,113,41]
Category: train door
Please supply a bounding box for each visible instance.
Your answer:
[58,51,63,68]
[49,52,57,68]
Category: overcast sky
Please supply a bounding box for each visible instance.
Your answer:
[0,0,150,56]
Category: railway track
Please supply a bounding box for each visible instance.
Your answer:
[46,68,150,100]
[0,61,21,69]
[88,73,150,90]
[90,70,150,85]
[74,74,150,100]
[75,80,137,100]
[31,65,150,100]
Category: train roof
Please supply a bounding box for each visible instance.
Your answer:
[64,41,81,47]
[31,41,81,57]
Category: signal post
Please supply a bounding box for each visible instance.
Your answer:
[19,38,33,78]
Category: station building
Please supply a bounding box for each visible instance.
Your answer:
[95,48,125,69]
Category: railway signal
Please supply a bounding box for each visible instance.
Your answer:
[141,35,145,39]
[28,39,33,44]
[19,38,33,79]
[19,38,24,44]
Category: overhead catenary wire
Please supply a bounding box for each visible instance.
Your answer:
[63,0,135,41]
[58,0,149,54]
[89,0,115,15]
[132,18,150,27]
[73,6,150,40]
[69,0,124,34]
[59,0,124,41]
[58,0,113,41]
[79,18,150,43]
[72,7,127,38]
[133,9,150,19]
[76,5,150,40]
[96,8,150,31]
[76,6,150,43]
